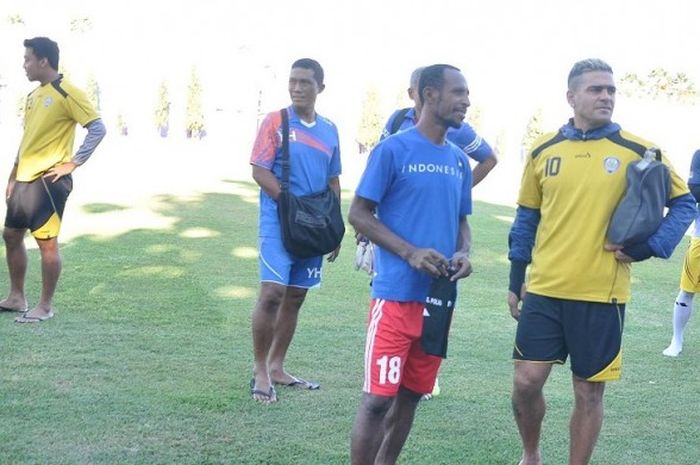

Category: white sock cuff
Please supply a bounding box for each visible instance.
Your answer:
[676,290,694,307]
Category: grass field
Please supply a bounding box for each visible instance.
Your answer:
[1,176,699,465]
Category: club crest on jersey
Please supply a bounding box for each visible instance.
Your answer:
[603,156,620,174]
[43,96,53,108]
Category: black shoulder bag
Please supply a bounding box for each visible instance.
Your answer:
[276,108,345,258]
[389,107,411,135]
[607,147,671,247]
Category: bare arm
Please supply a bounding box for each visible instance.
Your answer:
[348,195,449,277]
[471,152,497,187]
[329,176,340,200]
[251,165,281,200]
[450,216,473,280]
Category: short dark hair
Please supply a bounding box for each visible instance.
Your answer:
[568,58,613,90]
[409,66,425,89]
[291,58,324,87]
[24,37,60,70]
[418,64,460,105]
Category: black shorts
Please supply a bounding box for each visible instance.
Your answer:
[513,293,625,381]
[4,175,73,239]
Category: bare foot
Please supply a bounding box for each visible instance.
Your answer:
[269,368,320,389]
[519,450,542,465]
[250,375,277,404]
[269,368,296,385]
[15,307,55,323]
[0,296,28,312]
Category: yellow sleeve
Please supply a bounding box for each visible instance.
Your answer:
[63,84,99,127]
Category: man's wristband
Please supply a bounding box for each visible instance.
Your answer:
[509,260,527,295]
[620,242,654,261]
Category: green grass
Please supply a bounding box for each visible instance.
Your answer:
[0,181,698,464]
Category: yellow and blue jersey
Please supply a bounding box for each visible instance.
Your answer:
[17,75,99,182]
[687,149,700,237]
[511,121,692,304]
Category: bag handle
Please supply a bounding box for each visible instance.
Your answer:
[638,147,662,171]
[280,108,290,192]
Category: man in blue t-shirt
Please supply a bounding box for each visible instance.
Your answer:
[381,66,497,186]
[377,66,496,400]
[249,58,342,404]
[349,64,474,465]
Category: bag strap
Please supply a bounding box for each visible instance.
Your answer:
[389,107,411,135]
[280,108,290,192]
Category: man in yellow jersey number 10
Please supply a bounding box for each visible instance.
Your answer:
[507,58,695,465]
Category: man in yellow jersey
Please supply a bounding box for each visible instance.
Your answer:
[663,148,700,357]
[507,58,695,465]
[2,37,106,323]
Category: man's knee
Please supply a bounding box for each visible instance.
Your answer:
[359,393,394,417]
[513,363,550,397]
[256,283,286,311]
[36,237,59,252]
[283,286,308,308]
[3,228,25,246]
[36,238,61,262]
[573,378,605,408]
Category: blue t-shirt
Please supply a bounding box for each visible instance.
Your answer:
[356,127,472,302]
[380,107,493,162]
[250,106,342,237]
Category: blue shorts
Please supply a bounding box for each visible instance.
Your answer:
[259,236,323,288]
[513,293,625,382]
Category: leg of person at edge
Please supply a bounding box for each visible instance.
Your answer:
[248,58,342,404]
[349,64,474,465]
[2,36,106,323]
[378,65,498,401]
[663,290,694,357]
[663,149,700,357]
[507,58,695,465]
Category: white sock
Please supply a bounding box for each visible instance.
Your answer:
[663,290,694,357]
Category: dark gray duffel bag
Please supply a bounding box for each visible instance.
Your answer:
[607,147,670,247]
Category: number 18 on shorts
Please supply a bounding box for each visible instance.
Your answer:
[363,299,442,396]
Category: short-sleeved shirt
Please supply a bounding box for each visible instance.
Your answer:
[688,149,700,237]
[518,124,689,303]
[250,106,342,238]
[356,127,472,302]
[380,107,492,162]
[17,75,99,182]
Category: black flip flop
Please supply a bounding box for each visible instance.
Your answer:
[250,377,277,402]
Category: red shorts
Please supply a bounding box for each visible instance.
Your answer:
[362,299,442,396]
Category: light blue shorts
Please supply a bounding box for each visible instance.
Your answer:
[259,236,323,288]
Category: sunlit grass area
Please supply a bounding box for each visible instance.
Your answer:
[1,177,698,464]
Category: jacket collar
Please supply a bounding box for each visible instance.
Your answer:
[560,119,621,141]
